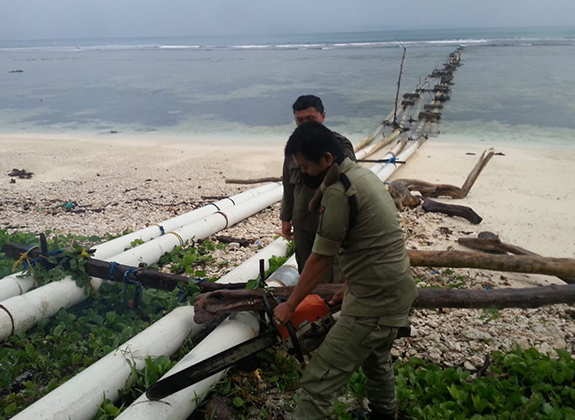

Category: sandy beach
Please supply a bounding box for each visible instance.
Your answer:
[1,132,574,365]
[2,133,574,259]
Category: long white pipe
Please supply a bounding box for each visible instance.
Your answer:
[11,306,203,420]
[111,187,283,268]
[373,135,428,181]
[355,78,433,159]
[217,239,293,285]
[93,182,280,259]
[0,186,283,342]
[11,239,290,420]
[115,312,261,420]
[0,183,280,302]
[115,256,298,420]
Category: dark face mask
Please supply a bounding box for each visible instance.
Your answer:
[302,167,330,190]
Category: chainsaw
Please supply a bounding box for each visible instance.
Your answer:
[145,293,336,401]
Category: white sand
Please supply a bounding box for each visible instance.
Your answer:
[2,133,574,262]
[388,140,575,259]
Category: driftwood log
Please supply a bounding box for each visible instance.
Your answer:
[215,235,254,247]
[407,250,575,277]
[422,198,482,224]
[388,180,421,209]
[458,233,575,285]
[388,149,494,209]
[193,284,575,324]
[224,177,281,184]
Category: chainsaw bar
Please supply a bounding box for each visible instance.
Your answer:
[146,329,277,401]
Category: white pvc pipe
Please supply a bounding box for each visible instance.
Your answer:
[368,138,409,175]
[217,238,292,285]
[0,186,283,342]
[111,187,283,268]
[115,256,299,420]
[115,312,261,420]
[0,183,280,302]
[11,239,290,420]
[92,182,280,260]
[373,136,428,181]
[11,306,203,420]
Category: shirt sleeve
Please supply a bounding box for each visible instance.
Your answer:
[336,134,357,162]
[280,157,295,222]
[312,187,349,256]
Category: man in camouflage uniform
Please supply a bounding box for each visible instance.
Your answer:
[281,95,356,281]
[275,122,417,420]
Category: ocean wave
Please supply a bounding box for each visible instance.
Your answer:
[2,36,574,53]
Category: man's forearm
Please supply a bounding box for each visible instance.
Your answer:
[286,253,333,309]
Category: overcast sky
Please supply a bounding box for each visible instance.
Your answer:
[2,0,574,40]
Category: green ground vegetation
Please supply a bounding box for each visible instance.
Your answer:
[0,229,573,420]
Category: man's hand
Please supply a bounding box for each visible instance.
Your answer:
[274,301,295,326]
[328,284,346,306]
[281,221,294,240]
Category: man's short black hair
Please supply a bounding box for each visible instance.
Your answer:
[285,122,344,164]
[292,95,324,114]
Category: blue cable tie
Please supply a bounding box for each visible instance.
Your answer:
[159,225,165,235]
[195,277,206,283]
[108,262,119,280]
[121,267,138,304]
[384,181,390,185]
[124,268,137,283]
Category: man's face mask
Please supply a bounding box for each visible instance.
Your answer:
[302,168,330,189]
[293,152,333,190]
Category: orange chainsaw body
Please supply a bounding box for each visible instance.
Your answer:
[277,294,334,355]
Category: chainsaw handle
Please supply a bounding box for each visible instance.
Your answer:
[262,294,305,364]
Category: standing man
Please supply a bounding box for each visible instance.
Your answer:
[275,122,417,420]
[280,95,356,280]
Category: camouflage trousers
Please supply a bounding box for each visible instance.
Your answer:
[292,315,398,420]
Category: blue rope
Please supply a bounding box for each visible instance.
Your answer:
[22,249,63,269]
[108,262,118,280]
[176,277,206,301]
[121,267,142,304]
[159,225,165,235]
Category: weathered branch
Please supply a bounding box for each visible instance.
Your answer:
[406,250,575,278]
[458,233,575,284]
[422,198,482,224]
[388,150,494,208]
[3,242,246,293]
[461,149,495,196]
[193,284,575,323]
[388,181,421,210]
[224,177,281,184]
